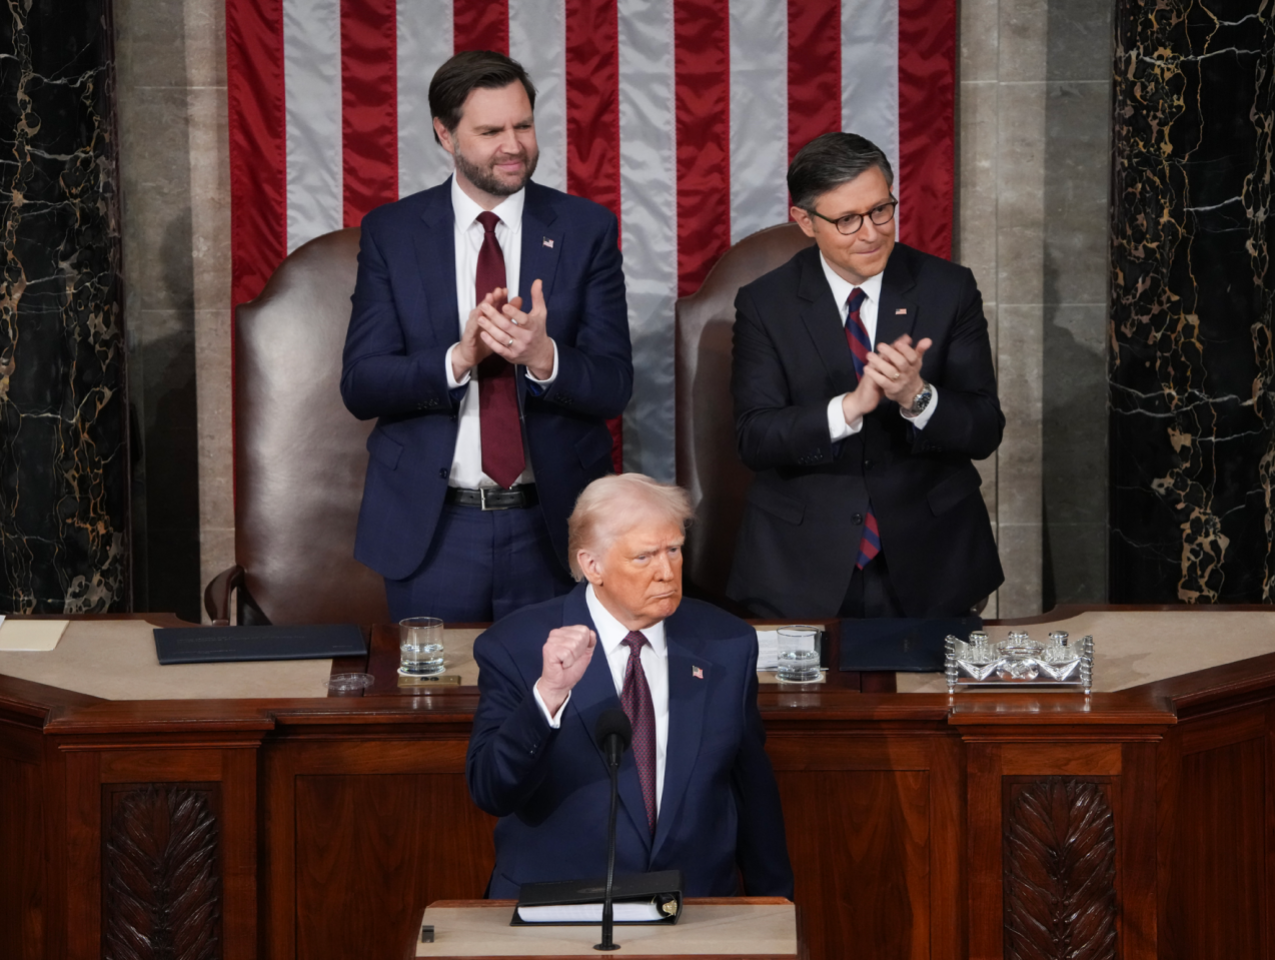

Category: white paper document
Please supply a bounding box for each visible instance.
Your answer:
[517,901,665,923]
[0,618,70,652]
[755,629,782,671]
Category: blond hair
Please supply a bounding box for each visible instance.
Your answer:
[567,473,694,578]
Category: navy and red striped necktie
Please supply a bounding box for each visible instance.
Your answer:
[845,288,881,569]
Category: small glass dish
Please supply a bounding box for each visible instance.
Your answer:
[325,672,374,696]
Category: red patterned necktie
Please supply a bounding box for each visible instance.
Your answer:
[620,631,657,835]
[474,210,526,489]
[845,288,881,569]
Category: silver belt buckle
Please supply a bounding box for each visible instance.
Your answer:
[480,487,501,511]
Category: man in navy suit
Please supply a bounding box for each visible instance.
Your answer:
[341,51,632,623]
[729,132,1004,620]
[467,473,794,898]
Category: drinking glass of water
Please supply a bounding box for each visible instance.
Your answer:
[776,626,820,683]
[399,617,445,676]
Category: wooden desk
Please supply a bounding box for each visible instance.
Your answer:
[2,608,1274,959]
[408,898,799,959]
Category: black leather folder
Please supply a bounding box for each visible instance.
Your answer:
[512,869,683,925]
[839,617,983,672]
[153,624,367,665]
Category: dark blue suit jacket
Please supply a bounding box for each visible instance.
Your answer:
[466,583,794,899]
[341,180,633,580]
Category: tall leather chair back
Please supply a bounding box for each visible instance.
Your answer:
[674,223,815,604]
[231,228,389,624]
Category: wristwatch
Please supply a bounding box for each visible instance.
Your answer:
[903,381,933,418]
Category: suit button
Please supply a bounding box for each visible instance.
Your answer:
[438,468,449,479]
[852,513,863,526]
[863,459,872,470]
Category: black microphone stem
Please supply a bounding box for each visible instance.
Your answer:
[595,741,621,951]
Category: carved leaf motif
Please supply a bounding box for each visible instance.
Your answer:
[1004,779,1117,960]
[104,785,220,960]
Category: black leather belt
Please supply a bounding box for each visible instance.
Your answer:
[445,484,538,510]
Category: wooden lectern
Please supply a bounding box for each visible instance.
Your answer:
[407,898,801,959]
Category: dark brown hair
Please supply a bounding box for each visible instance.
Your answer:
[429,50,537,145]
[787,132,894,211]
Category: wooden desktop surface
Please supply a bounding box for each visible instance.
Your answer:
[409,898,799,959]
[3,607,1275,960]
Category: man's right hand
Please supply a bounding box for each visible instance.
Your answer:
[451,288,513,381]
[841,372,884,427]
[535,625,597,717]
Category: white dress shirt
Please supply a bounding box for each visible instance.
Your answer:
[821,253,939,439]
[442,177,559,488]
[534,584,670,814]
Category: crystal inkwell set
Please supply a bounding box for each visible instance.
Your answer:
[944,630,1093,694]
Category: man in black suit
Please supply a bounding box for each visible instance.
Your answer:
[728,132,1003,619]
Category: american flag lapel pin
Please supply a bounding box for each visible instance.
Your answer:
[542,237,554,248]
[895,307,908,315]
[692,665,703,679]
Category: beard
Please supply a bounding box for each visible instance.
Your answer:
[453,144,539,198]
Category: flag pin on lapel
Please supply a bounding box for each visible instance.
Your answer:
[692,665,703,679]
[895,308,908,315]
[542,237,554,248]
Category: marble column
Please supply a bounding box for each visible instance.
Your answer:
[0,0,129,612]
[1110,4,1274,602]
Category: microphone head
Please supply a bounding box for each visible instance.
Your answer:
[594,708,632,751]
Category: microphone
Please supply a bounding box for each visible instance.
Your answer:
[593,709,631,951]
[595,708,632,769]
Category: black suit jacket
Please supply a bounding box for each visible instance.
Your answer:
[727,242,1004,618]
[340,180,632,580]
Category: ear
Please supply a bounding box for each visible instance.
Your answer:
[791,205,816,239]
[433,117,456,156]
[577,549,605,588]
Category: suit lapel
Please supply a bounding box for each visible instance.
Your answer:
[650,617,711,860]
[874,244,919,350]
[562,588,654,854]
[519,183,564,314]
[796,248,858,391]
[412,181,458,339]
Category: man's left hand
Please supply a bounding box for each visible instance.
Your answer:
[865,334,932,406]
[475,278,555,380]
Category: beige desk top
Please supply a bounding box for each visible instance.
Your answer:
[897,608,1275,693]
[414,900,798,958]
[0,620,334,701]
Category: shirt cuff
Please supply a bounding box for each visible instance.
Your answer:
[445,343,472,390]
[827,394,864,440]
[532,680,571,728]
[525,339,559,385]
[900,385,939,430]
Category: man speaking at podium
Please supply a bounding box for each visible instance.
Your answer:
[467,474,793,899]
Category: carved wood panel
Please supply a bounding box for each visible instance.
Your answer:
[1003,778,1116,960]
[103,783,221,960]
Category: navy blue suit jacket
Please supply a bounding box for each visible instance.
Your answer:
[466,583,794,899]
[341,180,633,580]
[729,242,1004,618]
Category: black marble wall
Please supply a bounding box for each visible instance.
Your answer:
[1109,2,1275,603]
[0,0,128,612]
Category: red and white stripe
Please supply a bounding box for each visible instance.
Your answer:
[228,0,956,478]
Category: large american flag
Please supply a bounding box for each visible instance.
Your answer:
[227,0,955,477]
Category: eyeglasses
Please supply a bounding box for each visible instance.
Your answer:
[806,198,898,236]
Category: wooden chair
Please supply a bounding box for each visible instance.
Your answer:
[674,223,815,607]
[204,229,389,625]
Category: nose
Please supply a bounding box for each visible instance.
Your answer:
[858,216,882,242]
[496,128,521,156]
[653,551,674,581]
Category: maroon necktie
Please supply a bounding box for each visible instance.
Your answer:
[620,631,657,835]
[475,211,526,489]
[845,288,881,568]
